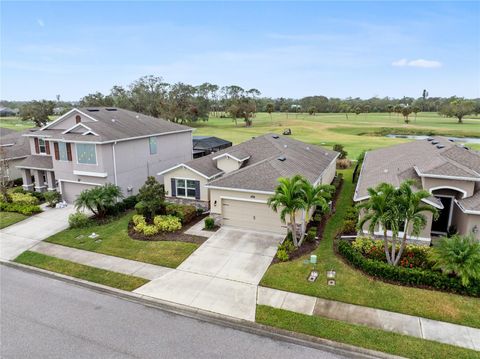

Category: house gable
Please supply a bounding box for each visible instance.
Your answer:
[41,109,97,131]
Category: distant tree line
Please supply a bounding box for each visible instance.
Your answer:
[2,78,479,127]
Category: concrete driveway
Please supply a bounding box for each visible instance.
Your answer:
[0,205,79,261]
[135,227,284,321]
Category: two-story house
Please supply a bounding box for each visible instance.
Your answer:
[17,107,193,203]
[354,137,480,242]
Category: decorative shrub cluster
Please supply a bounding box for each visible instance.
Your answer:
[204,217,215,230]
[68,212,91,228]
[336,158,352,169]
[340,206,359,235]
[10,192,39,205]
[0,202,42,215]
[165,203,196,224]
[338,240,480,297]
[133,214,182,236]
[306,227,317,242]
[276,234,295,261]
[44,191,62,207]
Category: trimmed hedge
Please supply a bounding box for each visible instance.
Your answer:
[337,240,480,297]
[0,202,42,215]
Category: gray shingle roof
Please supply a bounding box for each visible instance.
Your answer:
[355,137,480,203]
[192,136,232,151]
[29,107,192,143]
[458,192,480,212]
[0,130,32,160]
[179,134,338,191]
[16,155,53,170]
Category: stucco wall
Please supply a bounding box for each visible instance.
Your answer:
[452,203,480,240]
[318,159,337,185]
[216,157,241,173]
[6,158,24,180]
[422,177,475,198]
[163,166,209,201]
[48,110,96,130]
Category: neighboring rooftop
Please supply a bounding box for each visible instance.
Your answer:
[192,136,232,151]
[28,107,192,143]
[0,129,32,160]
[354,137,480,201]
[16,154,53,170]
[173,134,338,191]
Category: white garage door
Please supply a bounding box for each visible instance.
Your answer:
[222,198,287,234]
[61,182,96,204]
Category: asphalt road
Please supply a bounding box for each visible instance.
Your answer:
[0,266,352,359]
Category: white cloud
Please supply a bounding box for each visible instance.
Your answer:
[37,19,45,27]
[392,58,442,68]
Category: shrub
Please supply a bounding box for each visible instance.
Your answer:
[153,215,182,232]
[344,206,359,222]
[204,217,215,230]
[196,208,204,216]
[12,187,26,194]
[341,219,357,234]
[132,214,146,226]
[12,178,23,186]
[68,212,91,228]
[10,192,39,205]
[137,177,166,221]
[0,202,42,215]
[29,191,45,202]
[313,213,322,223]
[338,240,480,297]
[333,144,348,159]
[279,238,295,253]
[429,234,480,287]
[142,224,159,236]
[276,248,289,262]
[75,183,123,219]
[122,195,138,210]
[336,158,352,169]
[166,203,196,224]
[44,191,62,207]
[134,201,147,216]
[306,228,317,242]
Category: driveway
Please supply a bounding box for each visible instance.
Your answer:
[134,227,284,321]
[0,205,79,261]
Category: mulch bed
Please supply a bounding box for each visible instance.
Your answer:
[128,214,208,245]
[271,176,345,264]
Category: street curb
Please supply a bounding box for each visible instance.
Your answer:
[1,260,403,359]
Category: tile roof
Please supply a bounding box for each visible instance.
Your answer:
[29,107,192,143]
[16,155,53,170]
[177,134,338,191]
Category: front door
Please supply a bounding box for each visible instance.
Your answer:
[431,196,452,234]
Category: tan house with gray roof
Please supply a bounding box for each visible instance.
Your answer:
[17,107,193,203]
[160,134,339,234]
[354,137,480,242]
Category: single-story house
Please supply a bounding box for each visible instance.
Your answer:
[0,107,18,117]
[192,136,232,158]
[0,128,32,180]
[159,134,339,234]
[354,137,480,243]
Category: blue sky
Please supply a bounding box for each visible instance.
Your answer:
[1,1,479,101]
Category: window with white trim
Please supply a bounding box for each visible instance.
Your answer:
[149,137,157,155]
[175,179,197,198]
[39,139,46,154]
[76,143,96,164]
[58,142,68,161]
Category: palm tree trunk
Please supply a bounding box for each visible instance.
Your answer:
[291,212,298,247]
[394,222,409,266]
[298,209,309,247]
[383,229,392,264]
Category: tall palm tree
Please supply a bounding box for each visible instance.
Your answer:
[268,175,306,247]
[394,180,438,265]
[298,180,334,245]
[357,182,397,264]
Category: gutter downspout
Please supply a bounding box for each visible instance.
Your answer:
[112,141,118,185]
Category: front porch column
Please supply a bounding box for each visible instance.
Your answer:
[33,170,46,192]
[46,171,56,191]
[21,169,34,191]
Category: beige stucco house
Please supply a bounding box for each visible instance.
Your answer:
[16,107,193,203]
[160,134,339,234]
[354,137,480,243]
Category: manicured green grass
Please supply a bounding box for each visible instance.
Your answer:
[191,112,480,158]
[0,116,37,131]
[256,306,480,359]
[0,211,28,229]
[45,212,199,268]
[15,251,148,291]
[261,168,480,328]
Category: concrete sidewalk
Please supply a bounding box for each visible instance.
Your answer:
[257,287,480,351]
[31,242,173,280]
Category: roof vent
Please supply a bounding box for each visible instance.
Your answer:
[106,108,117,111]
[431,141,439,145]
[306,146,310,150]
[463,146,470,150]
[86,108,99,112]
[427,137,434,141]
[448,138,455,142]
[272,135,279,139]
[284,144,288,148]
[436,145,445,149]
[111,118,116,122]
[277,156,286,161]
[383,169,388,173]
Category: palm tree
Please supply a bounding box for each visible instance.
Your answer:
[393,180,438,265]
[357,182,397,264]
[429,234,480,287]
[298,180,334,246]
[268,175,306,247]
[75,183,123,219]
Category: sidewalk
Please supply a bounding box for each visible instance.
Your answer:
[31,242,173,280]
[257,286,480,351]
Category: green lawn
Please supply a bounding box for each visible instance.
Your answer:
[0,116,37,131]
[45,212,199,268]
[15,251,148,291]
[260,168,480,328]
[256,306,480,359]
[191,112,480,158]
[0,211,28,229]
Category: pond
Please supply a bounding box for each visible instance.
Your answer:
[386,134,480,144]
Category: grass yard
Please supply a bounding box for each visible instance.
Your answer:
[191,112,480,158]
[15,251,148,291]
[260,168,480,328]
[45,212,199,268]
[0,116,36,131]
[0,211,28,229]
[256,306,480,359]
